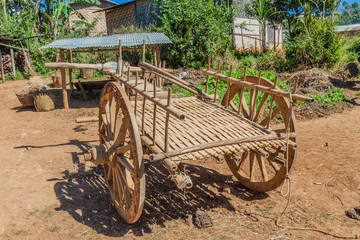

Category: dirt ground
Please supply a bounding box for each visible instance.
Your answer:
[0,80,359,240]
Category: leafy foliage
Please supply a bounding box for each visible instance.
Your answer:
[284,19,341,69]
[152,0,235,68]
[336,1,360,25]
[309,88,348,105]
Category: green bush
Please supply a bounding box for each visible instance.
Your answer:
[255,50,288,72]
[153,0,235,68]
[284,20,341,69]
[349,37,360,56]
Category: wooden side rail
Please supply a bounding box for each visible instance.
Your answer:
[149,132,297,161]
[139,62,213,101]
[202,70,313,103]
[113,74,186,120]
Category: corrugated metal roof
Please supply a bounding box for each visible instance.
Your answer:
[336,23,360,32]
[40,33,172,49]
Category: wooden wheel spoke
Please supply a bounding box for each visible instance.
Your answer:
[117,165,132,208]
[256,153,268,182]
[117,155,135,175]
[259,107,280,126]
[101,114,112,139]
[249,151,256,181]
[235,152,248,171]
[109,96,118,136]
[114,119,128,146]
[100,132,110,143]
[267,158,280,172]
[106,165,113,180]
[249,89,256,120]
[116,144,132,155]
[254,93,269,122]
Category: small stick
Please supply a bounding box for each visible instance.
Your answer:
[205,56,210,93]
[238,67,247,115]
[142,39,146,62]
[214,60,220,102]
[266,76,278,129]
[164,88,171,152]
[153,77,157,145]
[134,72,138,116]
[224,65,233,108]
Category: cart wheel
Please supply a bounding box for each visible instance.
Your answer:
[222,76,297,192]
[98,82,145,223]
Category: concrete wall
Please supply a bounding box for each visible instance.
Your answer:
[106,2,136,34]
[233,17,283,52]
[69,0,116,36]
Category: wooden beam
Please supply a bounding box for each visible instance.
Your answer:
[142,39,146,62]
[60,50,69,109]
[150,132,297,161]
[139,62,213,101]
[0,43,29,51]
[70,46,155,53]
[203,70,313,103]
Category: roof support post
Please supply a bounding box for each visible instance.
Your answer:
[142,39,146,62]
[68,49,74,97]
[60,49,69,109]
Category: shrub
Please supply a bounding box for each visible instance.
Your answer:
[284,20,341,69]
[153,0,235,68]
[255,50,288,72]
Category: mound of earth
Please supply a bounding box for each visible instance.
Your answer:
[173,68,206,86]
[333,62,360,81]
[281,69,332,95]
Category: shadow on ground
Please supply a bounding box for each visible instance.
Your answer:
[52,159,269,237]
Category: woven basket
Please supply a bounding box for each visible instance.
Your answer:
[50,72,62,88]
[80,69,94,78]
[16,90,39,107]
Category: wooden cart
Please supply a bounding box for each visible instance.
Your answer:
[77,61,312,224]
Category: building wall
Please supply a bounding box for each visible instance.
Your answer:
[106,3,136,34]
[69,0,116,36]
[135,0,157,27]
[233,17,283,52]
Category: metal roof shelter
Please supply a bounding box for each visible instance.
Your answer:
[336,23,360,34]
[40,33,172,50]
[40,32,172,109]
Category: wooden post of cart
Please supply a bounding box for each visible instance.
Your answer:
[0,51,4,83]
[60,49,69,109]
[68,49,74,97]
